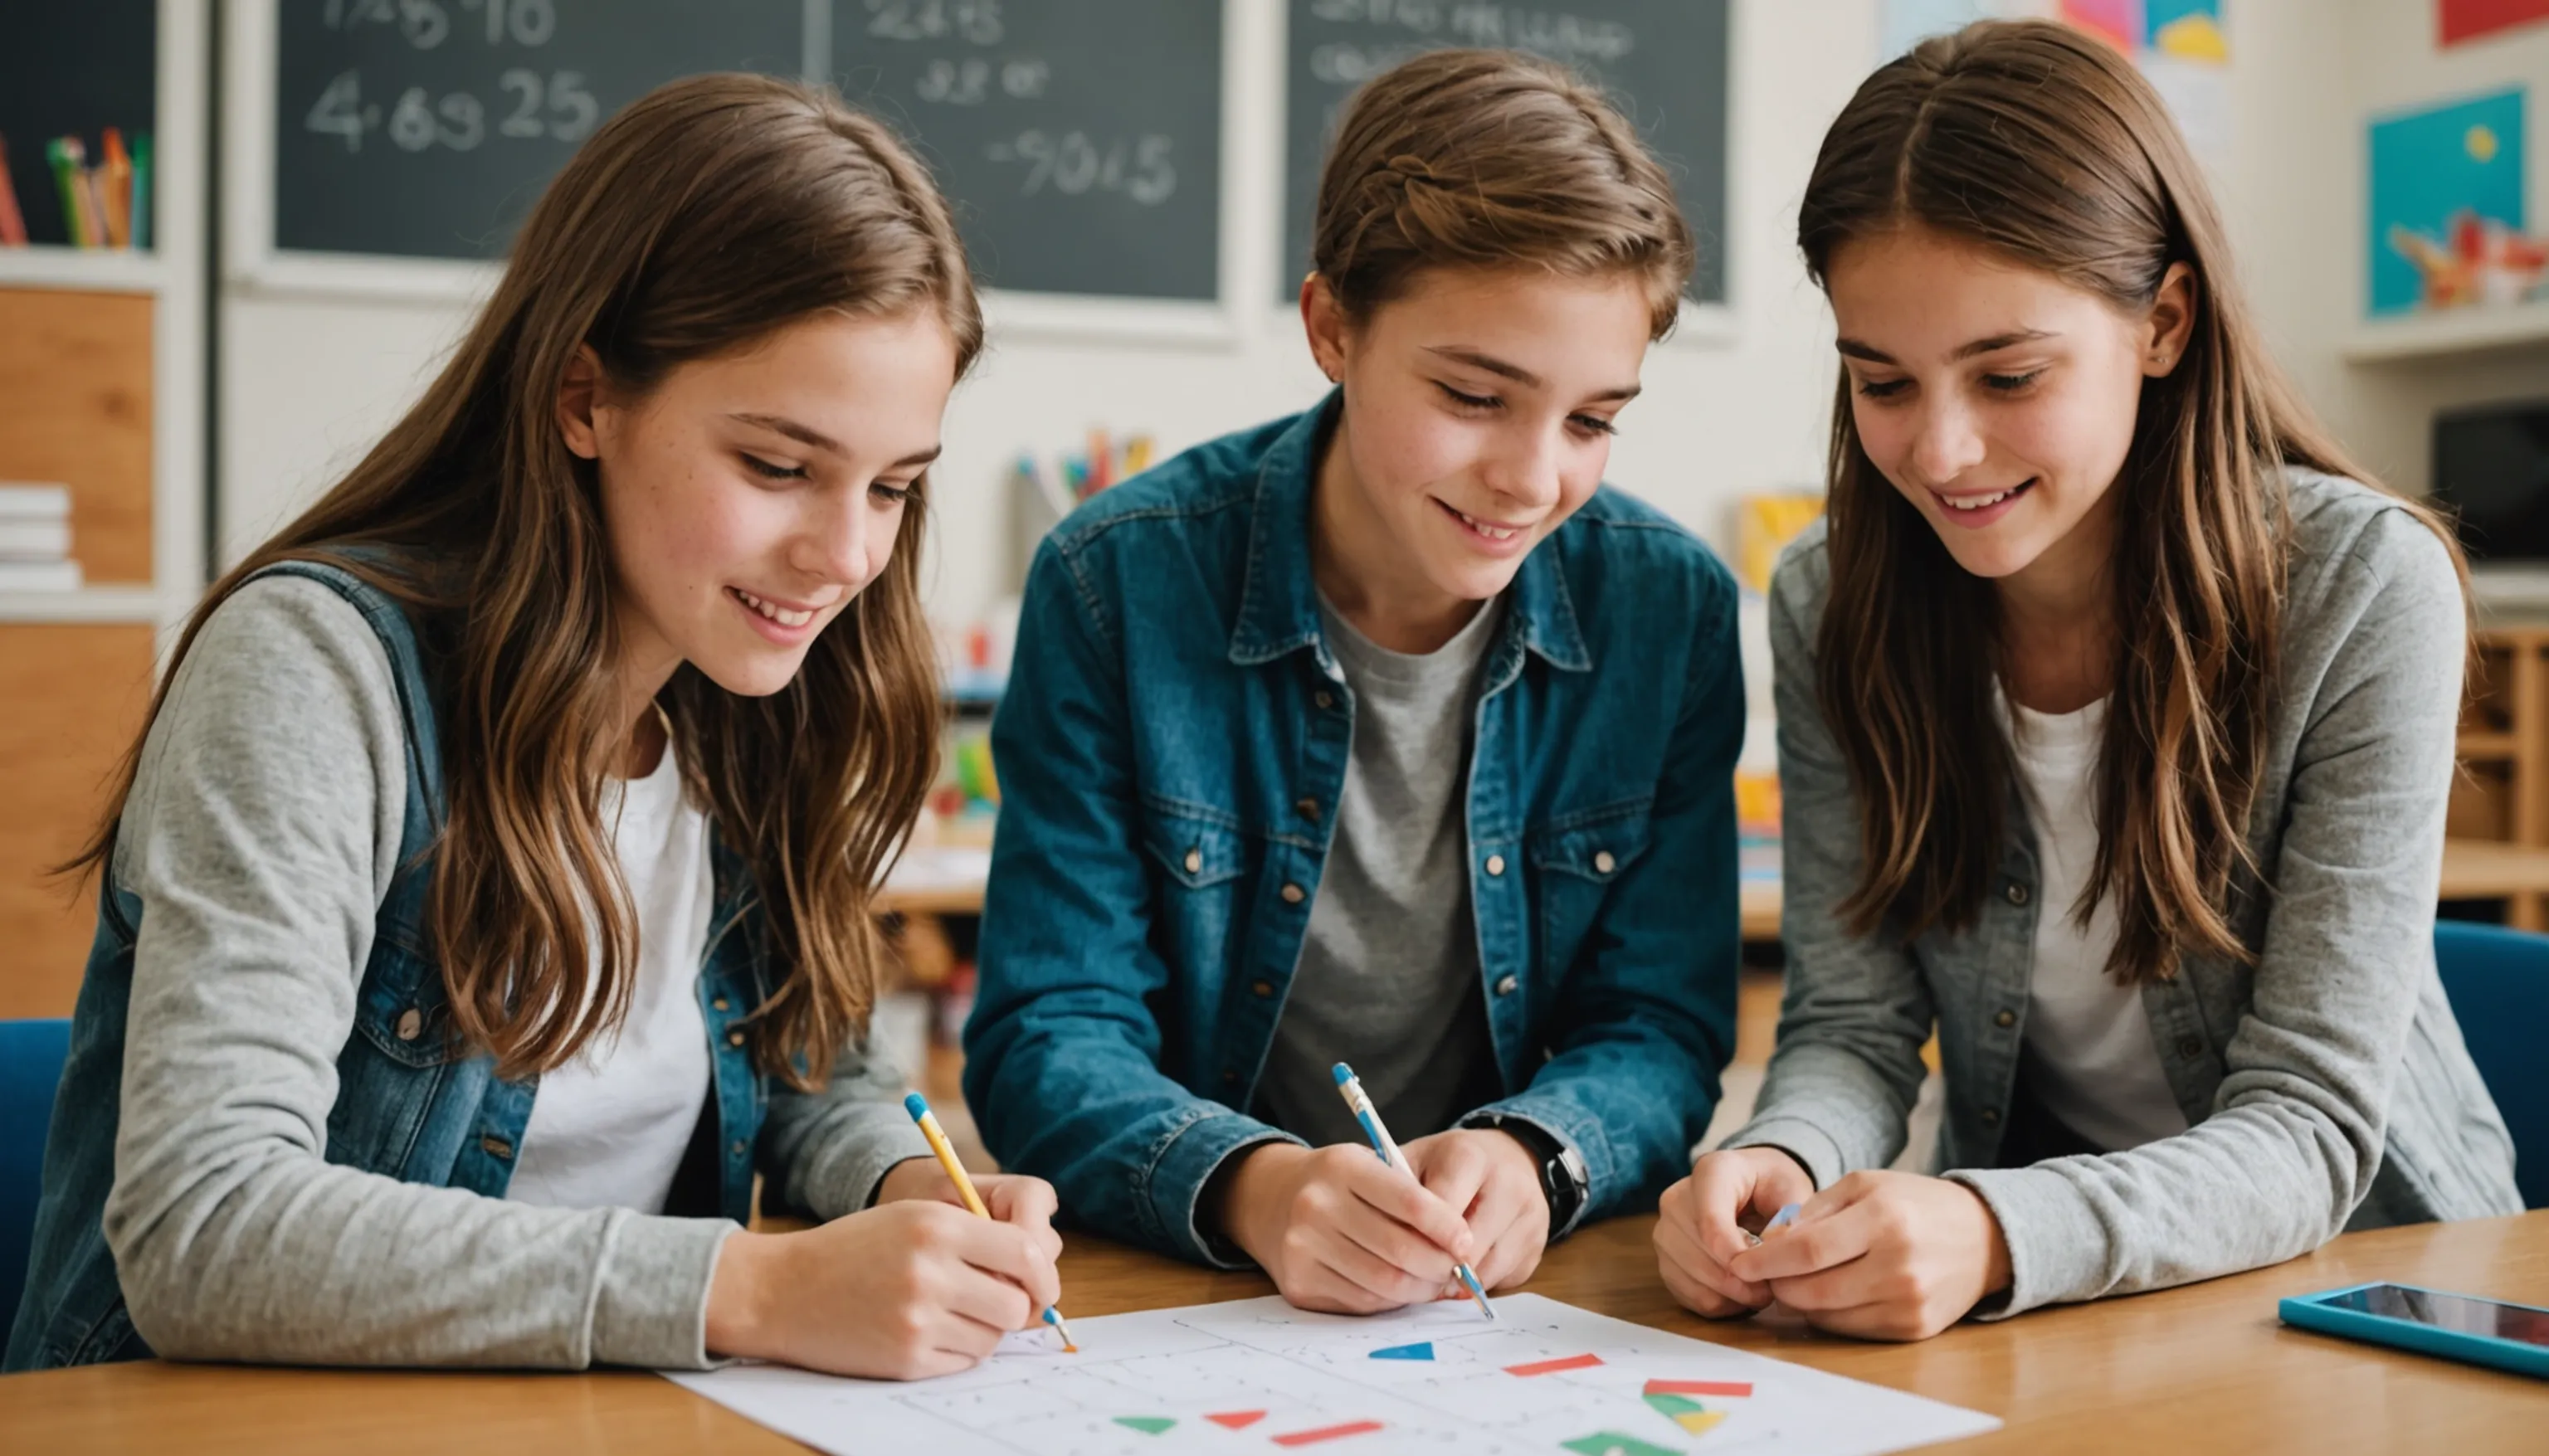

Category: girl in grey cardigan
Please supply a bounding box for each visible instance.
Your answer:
[1654,21,2522,1341]
[9,76,1060,1378]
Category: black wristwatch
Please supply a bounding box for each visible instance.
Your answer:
[1460,1111,1590,1234]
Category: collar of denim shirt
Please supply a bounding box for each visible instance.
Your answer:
[1226,389,1591,675]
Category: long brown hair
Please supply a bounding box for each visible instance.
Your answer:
[76,74,979,1085]
[1801,22,2462,981]
[1312,47,1694,339]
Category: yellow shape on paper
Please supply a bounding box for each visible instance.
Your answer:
[2153,14,2229,64]
[2468,124,2500,163]
[1671,1409,1729,1437]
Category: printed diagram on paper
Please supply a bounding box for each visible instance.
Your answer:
[668,1293,1998,1456]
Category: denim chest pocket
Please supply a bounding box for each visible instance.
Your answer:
[1528,801,1655,978]
[1140,802,1254,984]
[351,926,453,1070]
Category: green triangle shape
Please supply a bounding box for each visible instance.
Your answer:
[1561,1433,1680,1456]
[1114,1416,1176,1435]
[1645,1392,1706,1419]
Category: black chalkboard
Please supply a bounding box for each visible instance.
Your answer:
[0,0,158,249]
[266,0,1227,304]
[272,0,802,259]
[1281,0,1728,307]
[831,0,1222,301]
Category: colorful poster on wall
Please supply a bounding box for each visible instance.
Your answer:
[2440,0,2549,48]
[1879,0,2229,170]
[2059,0,2143,50]
[2367,86,2542,316]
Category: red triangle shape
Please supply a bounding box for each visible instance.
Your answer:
[1206,1410,1268,1429]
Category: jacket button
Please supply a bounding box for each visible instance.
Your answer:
[1280,883,1305,904]
[1484,854,1506,877]
[2005,881,2030,907]
[1994,1009,2016,1029]
[1980,1108,2001,1126]
[2178,1036,2204,1058]
[394,1008,422,1042]
[711,997,730,1012]
[480,1135,513,1160]
[731,1140,747,1157]
[1221,1069,1239,1084]
[1494,975,1518,996]
[727,1030,746,1049]
[1183,847,1203,874]
[1295,797,1320,822]
[1251,979,1274,997]
[1592,850,1616,875]
[1314,690,1335,710]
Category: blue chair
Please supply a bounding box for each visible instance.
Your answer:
[2434,922,2549,1210]
[1,1018,72,1332]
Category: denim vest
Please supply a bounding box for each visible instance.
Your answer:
[7,560,780,1371]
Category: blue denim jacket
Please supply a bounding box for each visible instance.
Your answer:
[8,561,794,1371]
[964,397,1744,1266]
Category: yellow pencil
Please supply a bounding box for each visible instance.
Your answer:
[904,1092,1076,1351]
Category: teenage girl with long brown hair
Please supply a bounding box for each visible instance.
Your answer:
[1655,21,2520,1340]
[7,74,1060,1379]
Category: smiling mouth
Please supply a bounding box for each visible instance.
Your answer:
[729,587,816,628]
[1436,499,1528,541]
[1936,479,2035,512]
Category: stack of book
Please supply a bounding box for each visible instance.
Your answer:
[0,483,81,592]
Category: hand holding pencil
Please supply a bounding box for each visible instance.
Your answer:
[699,1104,1063,1381]
[902,1093,1079,1351]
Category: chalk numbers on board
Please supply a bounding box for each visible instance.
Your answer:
[305,0,590,155]
[863,0,1007,46]
[985,131,1176,205]
[860,0,1175,206]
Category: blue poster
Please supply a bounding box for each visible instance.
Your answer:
[2367,87,2528,315]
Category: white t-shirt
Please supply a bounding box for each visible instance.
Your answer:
[505,742,716,1213]
[2007,696,2190,1153]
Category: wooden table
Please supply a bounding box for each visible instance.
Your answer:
[6,1212,2543,1454]
[881,842,2533,942]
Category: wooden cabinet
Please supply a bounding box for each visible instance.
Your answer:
[0,0,207,1018]
[0,625,157,1018]
[2453,626,2549,928]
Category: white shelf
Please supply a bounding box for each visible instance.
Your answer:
[0,246,172,295]
[2345,298,2549,363]
[0,586,166,624]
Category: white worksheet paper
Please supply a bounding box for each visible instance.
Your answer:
[665,1293,2000,1455]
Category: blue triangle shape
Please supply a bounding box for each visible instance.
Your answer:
[1370,1342,1435,1361]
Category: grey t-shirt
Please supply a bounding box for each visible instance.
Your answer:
[1254,593,1504,1147]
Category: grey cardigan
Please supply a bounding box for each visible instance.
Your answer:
[1728,470,2523,1319]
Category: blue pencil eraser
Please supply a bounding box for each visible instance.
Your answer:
[1332,1063,1354,1084]
[904,1092,930,1119]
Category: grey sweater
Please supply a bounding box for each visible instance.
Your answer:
[99,577,931,1369]
[1729,470,2523,1317]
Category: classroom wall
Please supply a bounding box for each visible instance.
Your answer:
[2228,0,2549,500]
[216,0,1870,633]
[216,0,2549,634]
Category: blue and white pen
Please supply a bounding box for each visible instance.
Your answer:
[1329,1062,1497,1321]
[1747,1201,1806,1247]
